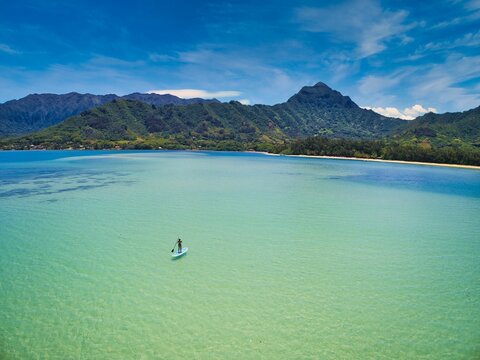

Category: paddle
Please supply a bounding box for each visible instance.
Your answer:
[171,237,180,253]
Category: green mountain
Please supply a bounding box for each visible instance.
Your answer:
[273,82,405,138]
[1,82,404,150]
[393,106,480,147]
[280,105,480,166]
[0,92,218,137]
[2,82,479,166]
[6,99,286,150]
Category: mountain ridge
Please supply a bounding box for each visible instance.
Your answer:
[0,92,219,137]
[1,82,479,165]
[0,83,406,151]
[393,105,480,147]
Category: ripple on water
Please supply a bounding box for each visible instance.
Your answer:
[0,151,479,359]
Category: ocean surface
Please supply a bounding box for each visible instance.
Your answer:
[1,150,479,359]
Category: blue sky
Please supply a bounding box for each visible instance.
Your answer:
[0,0,479,118]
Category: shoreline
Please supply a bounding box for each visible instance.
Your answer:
[258,152,480,170]
[2,148,480,170]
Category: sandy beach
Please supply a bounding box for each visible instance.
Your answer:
[258,152,480,170]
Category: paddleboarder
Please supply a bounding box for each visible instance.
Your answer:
[176,238,183,253]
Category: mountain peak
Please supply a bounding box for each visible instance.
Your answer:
[287,82,357,109]
[313,81,332,89]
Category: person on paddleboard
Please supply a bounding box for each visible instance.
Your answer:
[176,238,182,253]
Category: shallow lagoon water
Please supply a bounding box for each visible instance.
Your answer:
[1,150,479,359]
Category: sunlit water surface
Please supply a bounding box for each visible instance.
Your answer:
[1,151,479,359]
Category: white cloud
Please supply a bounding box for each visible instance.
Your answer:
[362,104,437,120]
[363,106,405,118]
[147,89,241,99]
[171,46,314,104]
[354,68,414,106]
[431,1,480,28]
[295,0,415,58]
[358,73,403,95]
[238,99,250,105]
[355,53,480,113]
[0,43,19,55]
[410,54,480,110]
[404,104,438,118]
[465,0,480,10]
[424,31,480,51]
[148,53,176,62]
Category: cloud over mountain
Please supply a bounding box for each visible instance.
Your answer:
[147,89,241,99]
[362,104,437,120]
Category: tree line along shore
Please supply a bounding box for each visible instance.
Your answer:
[2,136,480,167]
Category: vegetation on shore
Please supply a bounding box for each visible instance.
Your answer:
[278,137,480,166]
[0,82,478,166]
[2,134,479,166]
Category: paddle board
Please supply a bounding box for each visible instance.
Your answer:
[172,247,188,258]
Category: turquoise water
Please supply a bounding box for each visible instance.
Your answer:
[1,151,479,359]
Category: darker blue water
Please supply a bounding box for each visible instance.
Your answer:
[0,151,136,198]
[339,160,480,198]
[263,155,480,198]
[1,150,480,199]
